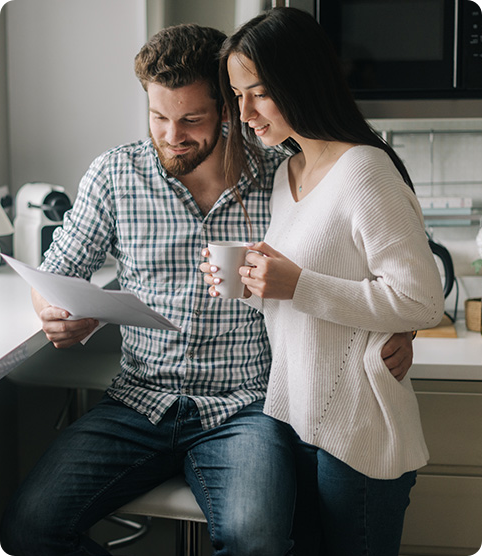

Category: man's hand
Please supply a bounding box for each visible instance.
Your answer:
[381,332,414,381]
[32,289,99,349]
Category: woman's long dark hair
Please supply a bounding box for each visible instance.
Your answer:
[219,7,414,192]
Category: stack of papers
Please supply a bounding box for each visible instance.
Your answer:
[1,254,181,332]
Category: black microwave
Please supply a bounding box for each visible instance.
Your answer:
[315,0,482,99]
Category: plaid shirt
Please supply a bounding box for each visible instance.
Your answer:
[41,138,285,429]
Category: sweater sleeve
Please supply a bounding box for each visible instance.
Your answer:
[293,235,443,332]
[241,294,264,313]
[291,151,445,333]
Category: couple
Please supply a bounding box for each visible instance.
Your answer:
[1,8,443,556]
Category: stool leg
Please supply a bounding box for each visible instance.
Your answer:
[176,520,202,556]
[175,521,184,556]
[193,522,203,556]
[186,522,194,556]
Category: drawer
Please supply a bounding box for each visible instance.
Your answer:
[415,391,482,473]
[401,474,482,553]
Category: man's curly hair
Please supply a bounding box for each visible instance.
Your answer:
[135,24,226,112]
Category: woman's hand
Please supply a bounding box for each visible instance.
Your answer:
[239,242,301,300]
[381,332,414,381]
[200,248,221,297]
[200,247,252,298]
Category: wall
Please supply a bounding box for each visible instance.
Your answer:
[0,10,16,518]
[156,0,269,36]
[0,5,10,191]
[164,0,235,34]
[5,0,148,201]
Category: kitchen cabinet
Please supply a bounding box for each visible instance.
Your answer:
[360,99,482,120]
[400,380,482,556]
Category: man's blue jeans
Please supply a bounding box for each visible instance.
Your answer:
[0,396,296,556]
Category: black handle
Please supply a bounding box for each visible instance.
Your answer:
[429,239,455,298]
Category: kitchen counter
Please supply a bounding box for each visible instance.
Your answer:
[1,262,482,380]
[0,263,117,377]
[411,320,482,381]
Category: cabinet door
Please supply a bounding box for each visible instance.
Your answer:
[400,475,482,555]
[415,387,482,475]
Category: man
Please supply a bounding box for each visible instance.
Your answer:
[0,24,413,556]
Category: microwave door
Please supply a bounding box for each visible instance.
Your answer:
[317,0,456,97]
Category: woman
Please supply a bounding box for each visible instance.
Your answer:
[203,8,444,555]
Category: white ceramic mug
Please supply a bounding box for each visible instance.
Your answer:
[207,241,250,299]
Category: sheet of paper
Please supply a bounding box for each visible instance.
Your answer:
[2,254,181,332]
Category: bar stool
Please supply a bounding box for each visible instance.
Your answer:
[107,474,207,556]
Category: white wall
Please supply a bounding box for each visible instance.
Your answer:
[6,0,148,201]
[0,5,10,191]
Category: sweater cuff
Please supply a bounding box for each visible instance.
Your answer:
[292,268,323,314]
[242,293,264,313]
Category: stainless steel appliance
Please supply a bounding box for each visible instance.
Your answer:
[315,0,482,99]
[14,183,71,267]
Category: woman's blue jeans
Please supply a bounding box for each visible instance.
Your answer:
[292,437,417,556]
[0,396,296,556]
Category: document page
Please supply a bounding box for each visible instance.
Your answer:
[2,254,181,332]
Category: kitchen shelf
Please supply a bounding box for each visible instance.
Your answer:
[423,210,482,223]
[385,130,482,225]
[388,128,482,136]
[415,181,482,187]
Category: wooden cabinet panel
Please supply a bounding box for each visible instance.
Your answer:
[400,382,482,554]
[416,390,482,473]
[401,475,482,554]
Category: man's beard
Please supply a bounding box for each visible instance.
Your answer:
[150,118,222,177]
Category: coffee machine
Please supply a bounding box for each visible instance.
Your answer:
[14,183,72,266]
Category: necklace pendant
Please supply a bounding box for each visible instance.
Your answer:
[298,184,302,193]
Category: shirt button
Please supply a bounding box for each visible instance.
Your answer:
[186,351,194,359]
[194,309,201,316]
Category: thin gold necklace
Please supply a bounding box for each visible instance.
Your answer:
[298,142,330,193]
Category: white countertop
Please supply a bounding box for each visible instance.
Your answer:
[411,320,482,381]
[0,263,117,377]
[1,262,481,381]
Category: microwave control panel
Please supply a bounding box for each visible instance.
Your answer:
[462,0,482,88]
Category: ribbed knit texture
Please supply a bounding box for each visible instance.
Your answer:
[256,146,444,479]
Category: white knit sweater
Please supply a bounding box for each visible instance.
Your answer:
[249,146,444,479]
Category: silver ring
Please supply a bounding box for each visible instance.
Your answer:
[247,268,251,278]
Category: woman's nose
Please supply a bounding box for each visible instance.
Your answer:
[239,98,255,123]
